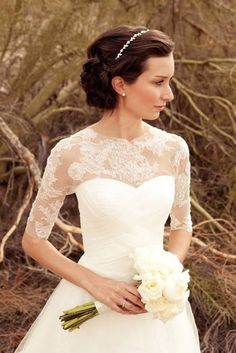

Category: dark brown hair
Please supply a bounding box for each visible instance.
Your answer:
[80,25,175,112]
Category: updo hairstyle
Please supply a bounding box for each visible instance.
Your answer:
[80,25,174,112]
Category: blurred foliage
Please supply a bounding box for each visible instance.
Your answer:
[0,0,235,352]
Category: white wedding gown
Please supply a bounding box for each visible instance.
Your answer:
[15,123,201,353]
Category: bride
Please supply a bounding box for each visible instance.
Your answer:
[15,25,201,352]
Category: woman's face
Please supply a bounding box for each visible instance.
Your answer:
[124,53,175,120]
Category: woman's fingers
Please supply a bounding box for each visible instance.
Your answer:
[122,299,145,313]
[126,293,145,309]
[88,276,146,315]
[113,292,143,313]
[122,283,145,308]
[127,281,142,298]
[114,284,145,313]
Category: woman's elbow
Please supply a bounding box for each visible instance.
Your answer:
[21,232,45,254]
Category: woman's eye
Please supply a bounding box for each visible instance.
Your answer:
[155,79,173,86]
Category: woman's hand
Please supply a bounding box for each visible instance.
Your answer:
[20,237,146,316]
[85,275,147,315]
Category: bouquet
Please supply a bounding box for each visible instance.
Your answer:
[59,245,190,331]
[130,245,190,323]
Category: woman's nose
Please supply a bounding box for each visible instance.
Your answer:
[161,86,174,102]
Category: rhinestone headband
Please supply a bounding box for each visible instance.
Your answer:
[115,29,149,60]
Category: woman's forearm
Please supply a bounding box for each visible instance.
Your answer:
[167,229,192,264]
[22,233,101,291]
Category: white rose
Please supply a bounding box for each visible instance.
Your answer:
[137,273,164,302]
[146,298,177,322]
[133,256,159,275]
[130,245,162,275]
[154,251,183,277]
[145,296,169,313]
[131,246,183,278]
[149,298,185,323]
[162,270,190,302]
[144,291,189,323]
[154,304,178,322]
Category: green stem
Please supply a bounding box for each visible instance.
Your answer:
[62,301,95,315]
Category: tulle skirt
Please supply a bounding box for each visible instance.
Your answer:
[14,276,201,353]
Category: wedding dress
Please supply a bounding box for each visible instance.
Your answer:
[15,123,201,353]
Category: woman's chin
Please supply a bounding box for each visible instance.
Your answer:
[142,113,160,121]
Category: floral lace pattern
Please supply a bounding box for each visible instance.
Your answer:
[25,124,192,239]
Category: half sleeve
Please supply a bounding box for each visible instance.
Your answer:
[170,138,192,232]
[24,140,75,240]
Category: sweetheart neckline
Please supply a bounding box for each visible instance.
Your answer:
[74,175,174,193]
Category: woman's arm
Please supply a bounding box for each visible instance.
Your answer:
[22,233,99,290]
[168,136,193,264]
[22,232,146,315]
[167,229,192,264]
[21,139,99,290]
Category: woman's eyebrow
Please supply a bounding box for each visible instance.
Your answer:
[154,75,174,78]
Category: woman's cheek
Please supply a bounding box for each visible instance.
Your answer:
[151,88,161,102]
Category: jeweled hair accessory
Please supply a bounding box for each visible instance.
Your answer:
[115,29,149,60]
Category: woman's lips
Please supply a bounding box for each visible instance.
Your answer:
[154,106,165,111]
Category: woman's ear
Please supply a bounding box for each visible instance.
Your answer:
[111,76,126,95]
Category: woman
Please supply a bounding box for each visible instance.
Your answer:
[15,25,201,352]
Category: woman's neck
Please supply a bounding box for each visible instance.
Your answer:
[92,112,148,140]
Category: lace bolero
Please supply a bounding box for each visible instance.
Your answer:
[25,124,192,239]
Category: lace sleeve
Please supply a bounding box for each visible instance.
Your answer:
[170,137,192,233]
[24,139,77,240]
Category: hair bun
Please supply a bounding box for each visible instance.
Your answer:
[80,56,112,110]
[83,57,101,74]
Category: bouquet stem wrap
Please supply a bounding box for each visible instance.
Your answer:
[59,301,109,332]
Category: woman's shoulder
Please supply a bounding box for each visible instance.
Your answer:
[151,125,189,152]
[47,130,84,165]
[51,126,93,152]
